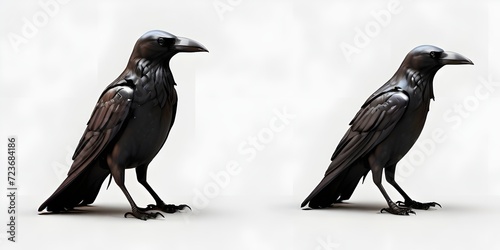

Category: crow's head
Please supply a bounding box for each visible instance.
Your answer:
[402,45,473,73]
[130,30,208,61]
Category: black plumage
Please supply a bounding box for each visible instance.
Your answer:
[301,45,473,215]
[39,30,207,220]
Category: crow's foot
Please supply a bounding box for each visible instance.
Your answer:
[146,203,191,214]
[380,201,415,215]
[124,210,164,220]
[396,200,441,210]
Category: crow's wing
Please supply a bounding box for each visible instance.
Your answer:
[69,85,134,175]
[301,89,409,207]
[327,89,409,174]
[38,84,133,211]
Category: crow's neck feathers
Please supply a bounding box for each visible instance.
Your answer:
[404,67,436,101]
[134,58,175,86]
[106,56,176,108]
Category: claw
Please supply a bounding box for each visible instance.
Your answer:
[430,202,442,208]
[163,204,182,213]
[178,204,191,211]
[124,212,136,219]
[397,200,442,210]
[380,201,415,215]
[144,203,191,213]
[380,207,414,215]
[123,210,164,220]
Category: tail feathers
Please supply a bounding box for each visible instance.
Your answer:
[302,161,369,208]
[38,162,110,212]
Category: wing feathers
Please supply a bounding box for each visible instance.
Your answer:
[302,89,409,207]
[68,86,133,175]
[39,86,134,212]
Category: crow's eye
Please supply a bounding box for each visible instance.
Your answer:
[157,37,174,47]
[157,37,166,46]
[430,51,441,59]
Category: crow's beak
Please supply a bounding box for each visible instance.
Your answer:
[440,51,473,65]
[174,37,208,53]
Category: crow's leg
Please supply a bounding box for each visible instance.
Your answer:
[370,161,414,215]
[136,165,190,214]
[385,164,441,210]
[108,163,163,220]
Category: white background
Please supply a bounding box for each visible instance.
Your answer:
[0,0,499,249]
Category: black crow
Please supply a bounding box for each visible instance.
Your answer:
[39,30,207,220]
[301,45,473,215]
